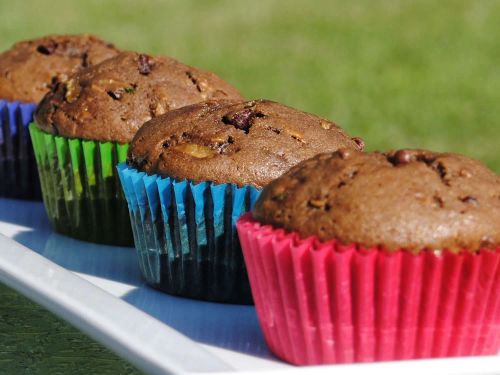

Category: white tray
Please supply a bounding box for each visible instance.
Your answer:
[0,198,498,375]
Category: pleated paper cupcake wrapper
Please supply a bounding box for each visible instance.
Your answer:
[237,214,500,365]
[0,100,41,200]
[29,124,133,246]
[117,163,261,304]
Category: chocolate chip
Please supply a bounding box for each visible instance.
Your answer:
[415,153,435,166]
[37,40,58,55]
[81,52,89,67]
[222,108,258,133]
[390,150,413,165]
[130,155,149,169]
[108,85,137,100]
[107,89,123,100]
[336,149,352,160]
[436,162,447,180]
[162,135,179,149]
[138,54,153,75]
[433,195,445,208]
[48,76,60,91]
[352,137,365,150]
[480,236,495,248]
[185,71,202,92]
[460,196,478,206]
[267,126,281,134]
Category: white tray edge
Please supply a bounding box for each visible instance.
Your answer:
[0,233,233,375]
[201,355,500,375]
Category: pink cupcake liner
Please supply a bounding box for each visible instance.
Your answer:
[236,213,500,365]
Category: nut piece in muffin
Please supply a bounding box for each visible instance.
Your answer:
[127,99,364,188]
[34,51,244,144]
[254,149,500,252]
[0,34,120,103]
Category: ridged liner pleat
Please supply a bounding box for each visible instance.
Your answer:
[29,124,133,246]
[0,100,40,200]
[117,163,261,304]
[237,214,500,365]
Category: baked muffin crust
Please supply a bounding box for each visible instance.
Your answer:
[254,149,500,252]
[128,99,364,188]
[0,34,120,102]
[34,51,244,143]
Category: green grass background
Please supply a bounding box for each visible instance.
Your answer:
[0,0,498,373]
[0,284,141,374]
[1,0,499,171]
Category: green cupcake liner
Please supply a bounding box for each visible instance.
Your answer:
[29,124,133,246]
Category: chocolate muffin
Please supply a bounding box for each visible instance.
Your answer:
[35,51,244,143]
[0,34,119,200]
[254,148,500,252]
[128,99,364,188]
[239,149,500,364]
[119,99,363,303]
[30,51,244,246]
[0,34,120,103]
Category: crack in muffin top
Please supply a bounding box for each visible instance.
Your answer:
[253,149,500,253]
[34,51,244,144]
[127,99,364,188]
[0,34,120,103]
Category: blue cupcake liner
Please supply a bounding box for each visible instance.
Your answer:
[0,99,41,200]
[117,163,261,304]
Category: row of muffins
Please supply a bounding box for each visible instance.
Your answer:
[0,35,120,199]
[1,34,499,365]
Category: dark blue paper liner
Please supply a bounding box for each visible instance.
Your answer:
[0,100,41,200]
[117,163,261,304]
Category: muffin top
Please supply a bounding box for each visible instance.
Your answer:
[127,99,364,188]
[254,149,500,253]
[0,34,120,103]
[34,51,244,144]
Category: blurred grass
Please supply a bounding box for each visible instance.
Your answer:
[0,283,141,374]
[0,0,498,171]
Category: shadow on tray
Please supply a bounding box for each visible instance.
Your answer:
[122,286,272,358]
[0,196,140,285]
[1,198,272,358]
[39,232,141,285]
[0,198,52,251]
